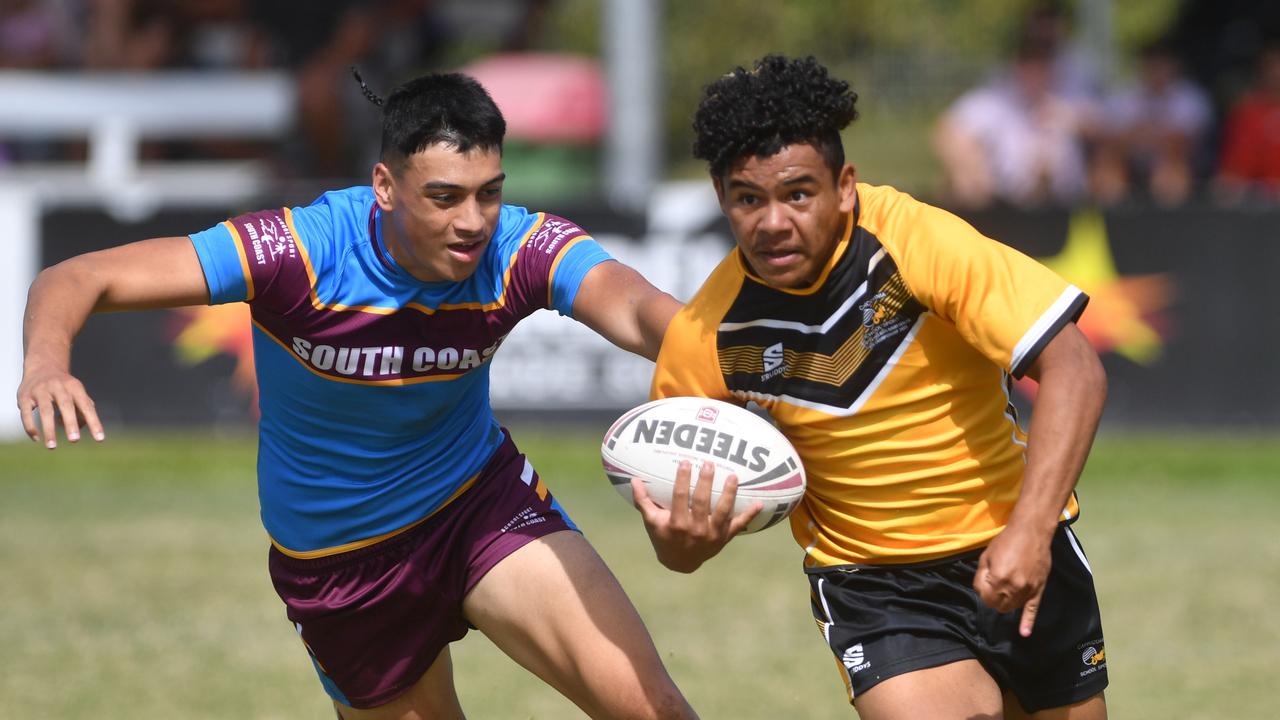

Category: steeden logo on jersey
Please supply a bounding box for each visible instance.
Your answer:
[761,342,787,381]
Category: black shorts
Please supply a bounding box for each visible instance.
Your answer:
[807,523,1107,713]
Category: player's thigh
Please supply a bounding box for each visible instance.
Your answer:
[462,529,694,720]
[1005,691,1107,720]
[853,659,1003,720]
[334,646,464,720]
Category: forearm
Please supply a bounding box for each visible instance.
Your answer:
[22,260,106,373]
[1013,342,1106,533]
[635,291,681,361]
[573,261,681,361]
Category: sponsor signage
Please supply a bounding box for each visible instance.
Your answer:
[32,201,1280,428]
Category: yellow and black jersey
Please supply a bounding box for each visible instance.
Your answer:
[652,183,1086,567]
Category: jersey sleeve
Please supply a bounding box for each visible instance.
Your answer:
[189,207,319,313]
[650,278,738,403]
[508,213,612,318]
[881,200,1087,378]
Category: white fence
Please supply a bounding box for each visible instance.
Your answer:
[0,71,296,438]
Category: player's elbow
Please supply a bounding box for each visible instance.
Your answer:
[30,257,98,302]
[1080,347,1107,411]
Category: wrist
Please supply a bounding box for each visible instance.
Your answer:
[1003,511,1060,538]
[22,349,70,375]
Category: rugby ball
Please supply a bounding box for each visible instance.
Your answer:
[601,397,806,534]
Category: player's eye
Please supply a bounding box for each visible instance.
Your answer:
[736,194,759,207]
[788,190,810,202]
[480,186,503,199]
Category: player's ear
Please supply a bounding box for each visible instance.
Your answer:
[372,162,396,211]
[837,162,857,214]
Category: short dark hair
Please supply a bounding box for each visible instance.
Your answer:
[692,55,858,180]
[379,73,506,169]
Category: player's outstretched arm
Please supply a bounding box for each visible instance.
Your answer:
[973,323,1106,636]
[631,461,762,573]
[18,236,211,448]
[571,260,681,361]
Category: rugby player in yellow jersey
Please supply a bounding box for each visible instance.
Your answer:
[632,55,1109,719]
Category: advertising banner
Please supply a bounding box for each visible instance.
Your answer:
[32,199,1280,429]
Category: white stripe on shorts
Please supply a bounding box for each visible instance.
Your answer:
[816,577,834,643]
[1064,525,1093,575]
[520,459,535,486]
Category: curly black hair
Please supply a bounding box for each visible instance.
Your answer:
[693,55,858,179]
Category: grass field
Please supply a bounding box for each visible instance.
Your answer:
[2,429,1278,719]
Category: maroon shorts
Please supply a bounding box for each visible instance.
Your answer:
[268,431,576,709]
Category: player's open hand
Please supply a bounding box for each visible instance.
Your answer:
[16,366,104,449]
[973,522,1053,637]
[631,460,762,574]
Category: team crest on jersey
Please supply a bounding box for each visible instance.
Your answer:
[859,290,911,349]
[761,342,787,381]
[241,213,297,267]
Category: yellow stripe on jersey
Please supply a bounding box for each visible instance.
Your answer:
[224,220,256,301]
[283,207,547,316]
[546,234,593,308]
[270,473,481,558]
[652,183,1086,566]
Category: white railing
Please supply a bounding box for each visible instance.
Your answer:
[0,71,296,438]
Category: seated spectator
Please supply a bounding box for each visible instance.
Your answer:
[1018,0,1102,101]
[934,38,1097,208]
[1216,43,1280,202]
[0,0,75,164]
[1092,38,1213,206]
[0,0,68,69]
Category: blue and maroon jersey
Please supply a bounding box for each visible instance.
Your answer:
[189,186,610,554]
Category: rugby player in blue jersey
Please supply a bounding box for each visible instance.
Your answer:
[17,72,695,720]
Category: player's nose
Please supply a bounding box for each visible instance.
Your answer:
[759,200,790,234]
[454,196,486,236]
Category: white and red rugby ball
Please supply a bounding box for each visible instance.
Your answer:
[601,397,806,534]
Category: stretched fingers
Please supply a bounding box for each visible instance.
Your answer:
[669,460,693,520]
[630,476,664,520]
[17,394,40,443]
[689,461,716,516]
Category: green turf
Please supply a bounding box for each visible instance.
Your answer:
[2,430,1277,719]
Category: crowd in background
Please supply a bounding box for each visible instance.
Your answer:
[933,2,1280,208]
[0,0,549,177]
[2,0,1279,208]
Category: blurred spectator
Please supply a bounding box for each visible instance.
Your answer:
[250,0,452,179]
[1170,0,1280,116]
[1017,0,1102,101]
[179,0,270,70]
[83,0,185,70]
[0,0,73,68]
[934,38,1097,208]
[1216,43,1280,202]
[1,0,77,164]
[1092,38,1212,206]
